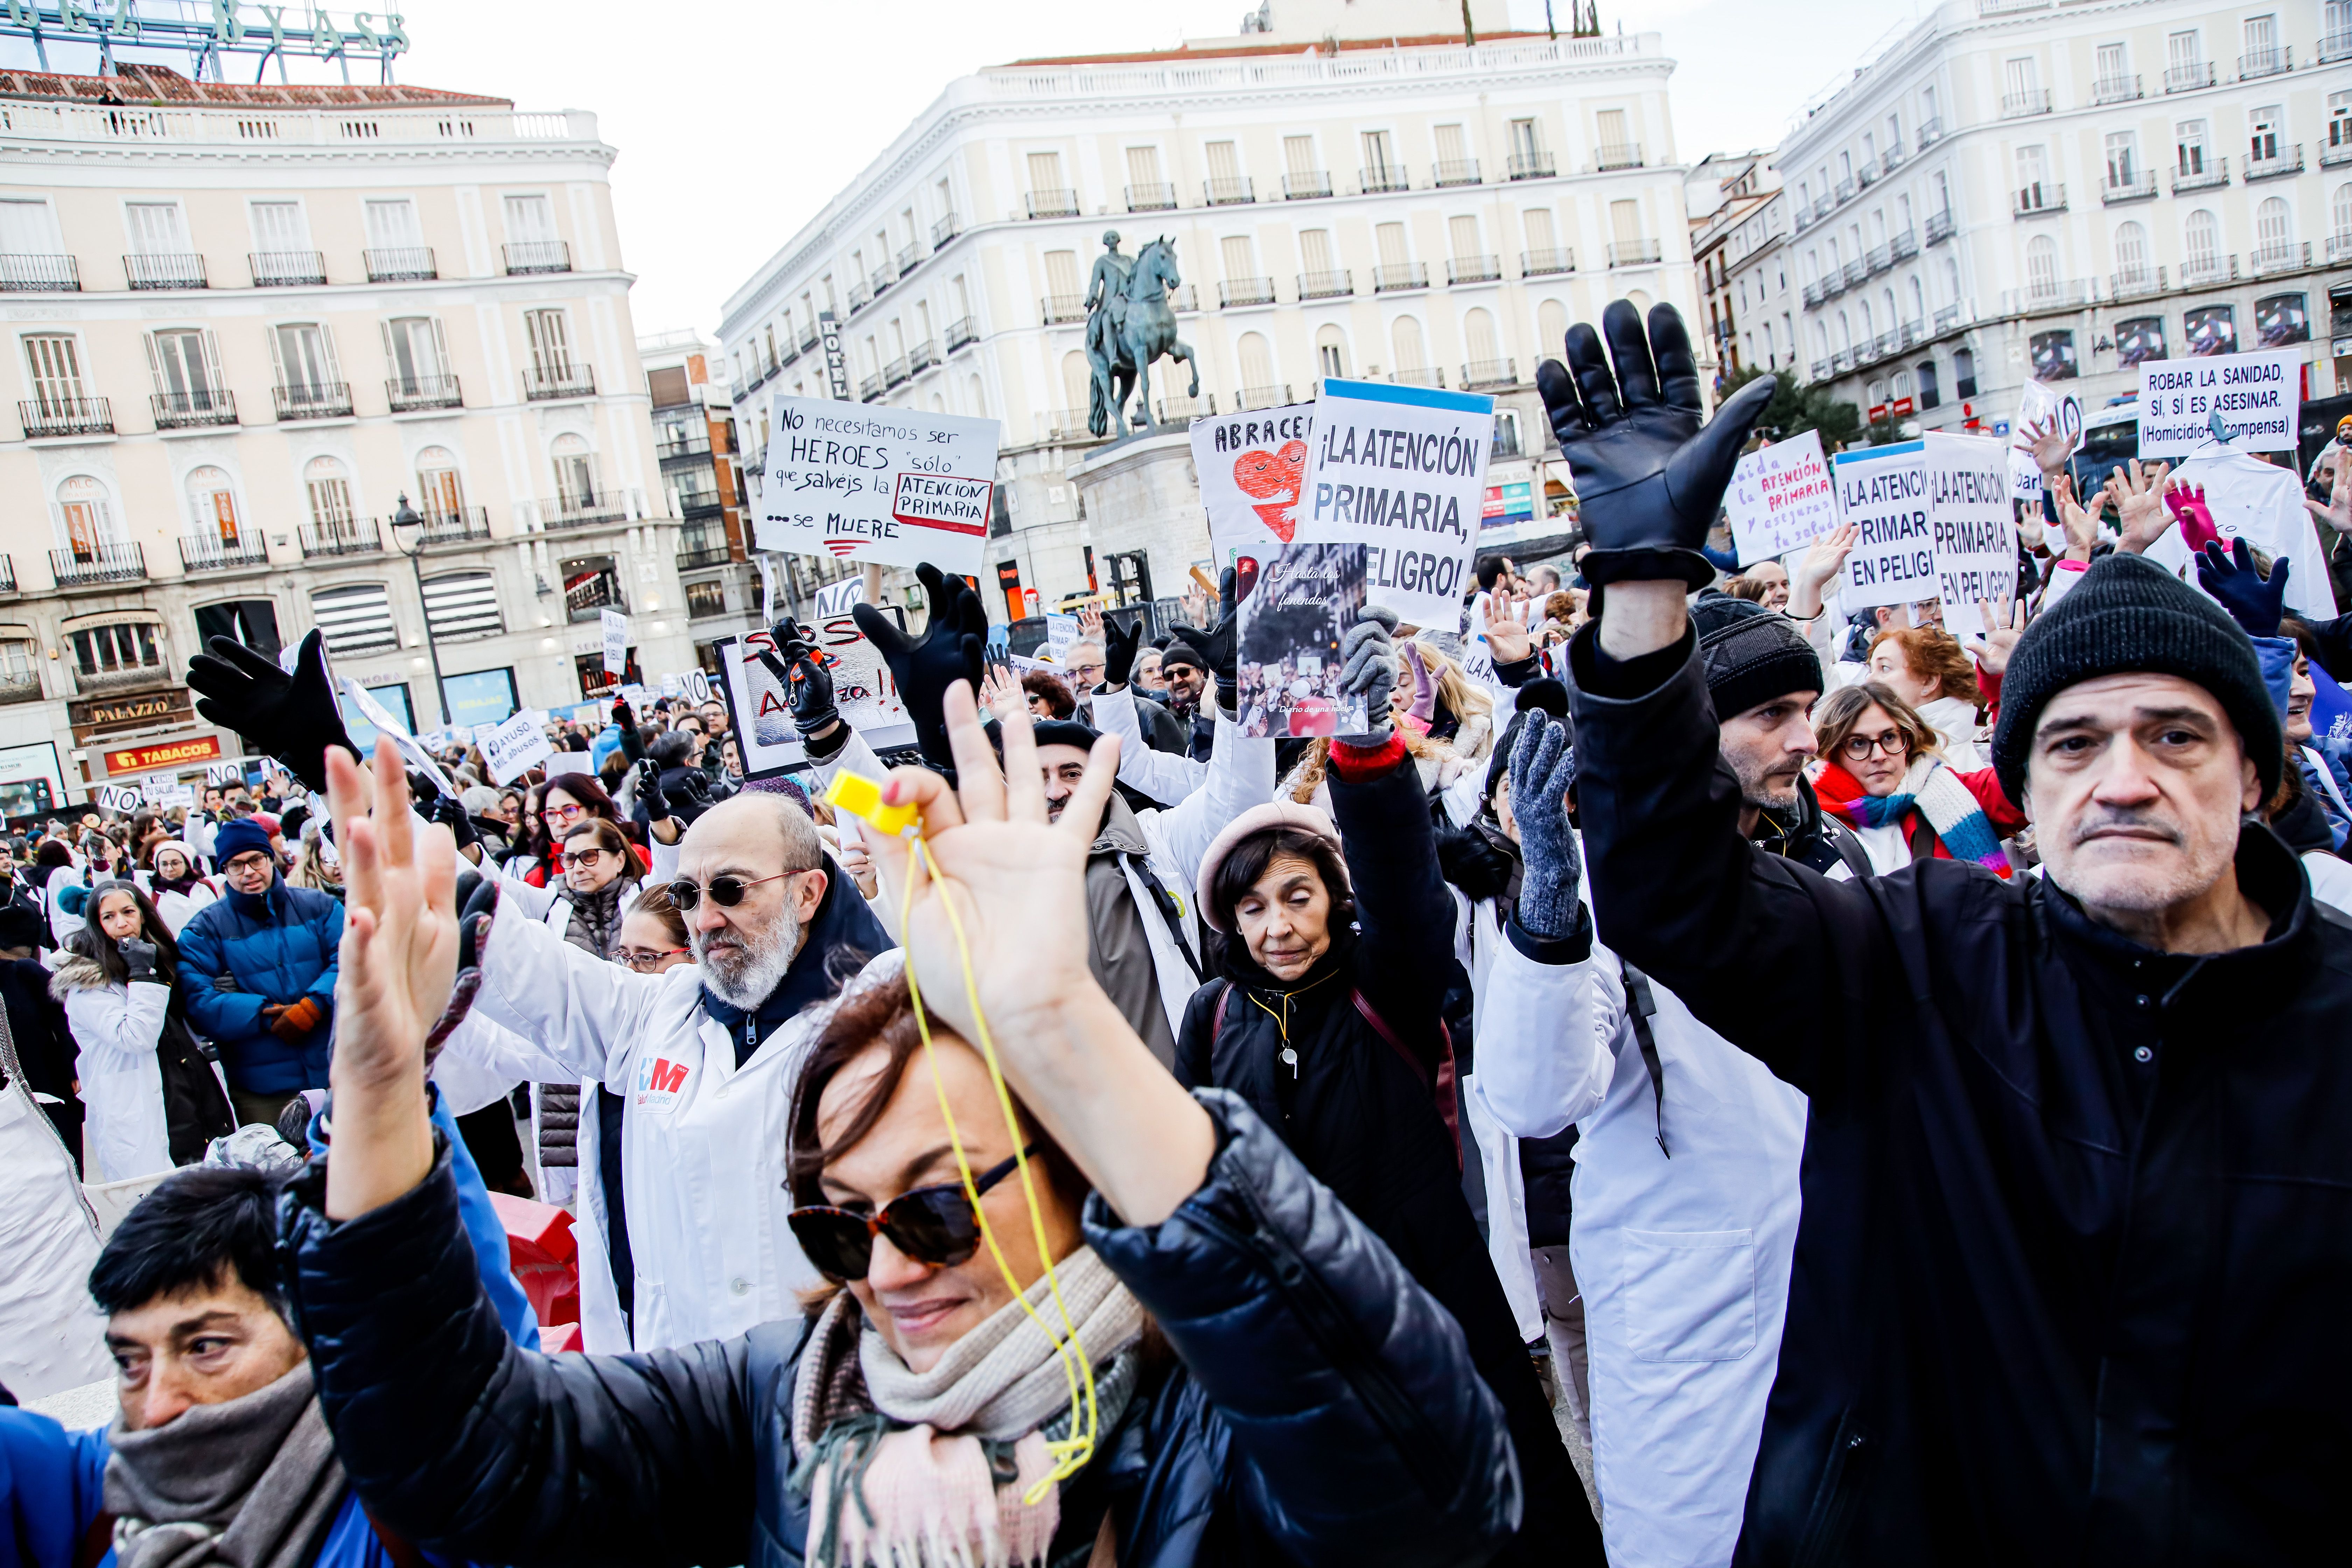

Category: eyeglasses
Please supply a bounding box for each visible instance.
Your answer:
[224,852,273,875]
[560,848,610,869]
[1841,729,1909,762]
[665,869,801,911]
[545,802,587,822]
[789,1146,1040,1280]
[617,945,689,971]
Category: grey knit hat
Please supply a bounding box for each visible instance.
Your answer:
[1989,552,2280,803]
[1691,593,1823,721]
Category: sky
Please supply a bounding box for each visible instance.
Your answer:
[2,0,1923,337]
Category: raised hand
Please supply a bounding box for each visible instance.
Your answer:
[2163,477,2220,554]
[187,628,357,795]
[2107,459,2174,554]
[1963,597,2027,678]
[978,665,1025,722]
[757,624,840,740]
[2054,473,2101,559]
[1168,566,1240,700]
[1077,604,1105,644]
[117,934,161,983]
[1336,606,1399,745]
[2305,453,2350,536]
[2020,414,2072,482]
[1483,592,1534,665]
[1100,613,1141,688]
[854,562,987,769]
[2196,536,2289,638]
[1403,641,1439,722]
[1535,300,1774,588]
[1788,521,1859,620]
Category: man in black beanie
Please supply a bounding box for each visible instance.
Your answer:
[1154,639,1216,761]
[1543,298,2352,1563]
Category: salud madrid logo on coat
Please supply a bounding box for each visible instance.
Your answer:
[635,1056,691,1112]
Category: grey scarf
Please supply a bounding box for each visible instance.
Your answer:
[105,1360,347,1568]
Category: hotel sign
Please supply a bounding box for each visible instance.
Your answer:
[0,2,410,71]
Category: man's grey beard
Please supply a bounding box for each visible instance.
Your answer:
[693,908,807,1009]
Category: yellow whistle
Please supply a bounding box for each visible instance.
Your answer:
[825,771,920,837]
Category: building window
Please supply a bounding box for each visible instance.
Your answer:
[147,328,226,412]
[504,192,557,245]
[422,570,504,643]
[2255,292,2310,346]
[685,579,728,619]
[305,455,357,531]
[2249,105,2283,163]
[440,667,518,728]
[56,474,114,558]
[69,621,161,678]
[22,332,86,413]
[2184,207,2220,269]
[2176,120,2210,176]
[1915,359,1941,410]
[561,555,624,622]
[385,315,451,394]
[187,465,242,545]
[311,582,398,656]
[552,433,601,514]
[1952,347,1976,399]
[525,308,574,379]
[415,446,465,522]
[273,322,341,407]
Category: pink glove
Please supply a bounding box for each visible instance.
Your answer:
[2165,481,2221,554]
[1404,642,1438,723]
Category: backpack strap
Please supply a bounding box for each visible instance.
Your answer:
[1123,852,1202,982]
[1350,988,1462,1172]
[1618,957,1670,1159]
[1823,818,1876,882]
[1211,979,1233,1038]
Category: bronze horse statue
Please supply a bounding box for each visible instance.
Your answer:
[1086,236,1200,437]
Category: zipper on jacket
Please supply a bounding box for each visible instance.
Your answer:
[1792,1410,1874,1568]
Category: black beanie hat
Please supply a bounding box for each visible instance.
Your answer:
[985,716,1101,756]
[1157,641,1208,676]
[1489,679,1570,802]
[1691,593,1823,721]
[1990,552,2281,804]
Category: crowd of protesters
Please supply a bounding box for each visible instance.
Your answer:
[3,298,2350,1568]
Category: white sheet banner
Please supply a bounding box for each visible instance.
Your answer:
[2137,349,2303,457]
[1724,430,1839,564]
[1298,378,1493,628]
[756,396,1001,576]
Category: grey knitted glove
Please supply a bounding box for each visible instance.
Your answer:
[1335,605,1399,746]
[1507,713,1583,939]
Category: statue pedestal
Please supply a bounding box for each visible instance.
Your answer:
[1064,427,1210,602]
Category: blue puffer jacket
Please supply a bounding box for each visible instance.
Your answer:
[281,1092,1523,1568]
[176,877,342,1094]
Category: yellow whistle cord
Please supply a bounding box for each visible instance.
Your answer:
[891,833,1099,1504]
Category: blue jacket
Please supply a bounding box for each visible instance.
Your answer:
[176,878,342,1094]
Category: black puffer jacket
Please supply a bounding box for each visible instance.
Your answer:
[1175,740,1603,1568]
[280,1092,1520,1568]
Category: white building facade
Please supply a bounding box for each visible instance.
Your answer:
[1781,0,2350,433]
[719,0,1700,617]
[0,62,687,814]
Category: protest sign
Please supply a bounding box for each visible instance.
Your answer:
[756,396,1000,576]
[660,673,683,698]
[2138,348,2302,457]
[1045,613,1079,660]
[543,752,596,778]
[205,761,244,787]
[482,709,554,786]
[1833,441,1936,612]
[1234,542,1371,739]
[601,609,629,676]
[2007,379,2083,504]
[339,677,458,798]
[1298,379,1492,628]
[813,575,864,618]
[680,668,712,704]
[1724,430,1839,564]
[619,684,653,712]
[1924,433,2016,640]
[157,783,196,810]
[715,615,917,776]
[1191,402,1315,606]
[97,784,141,813]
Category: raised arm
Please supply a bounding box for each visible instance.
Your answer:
[1151,704,1277,884]
[1090,686,1207,805]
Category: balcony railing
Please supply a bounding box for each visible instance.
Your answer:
[657,432,712,460]
[2164,61,2216,92]
[1857,162,1880,189]
[1207,176,1258,205]
[1045,409,1099,442]
[1506,150,1556,180]
[1026,188,1082,218]
[2001,88,2052,118]
[523,363,596,400]
[2103,169,2158,202]
[388,374,463,412]
[502,240,571,274]
[19,396,113,438]
[2250,240,2311,274]
[2245,146,2303,181]
[1842,258,1869,287]
[1358,165,1410,194]
[883,355,910,387]
[896,243,919,278]
[1521,246,1575,276]
[932,212,960,247]
[1235,383,1292,411]
[152,390,237,429]
[1865,243,1892,275]
[1594,142,1644,171]
[1279,171,1330,201]
[1898,318,1926,349]
[1432,159,1481,187]
[0,555,14,594]
[2325,139,2352,168]
[364,246,436,281]
[1125,182,1177,212]
[2092,74,2143,104]
[1298,269,1352,299]
[274,382,351,421]
[299,519,382,557]
[2331,233,2352,263]
[946,316,978,351]
[179,533,270,572]
[1460,359,1517,389]
[125,252,206,289]
[2172,156,2228,192]
[1933,302,1966,332]
[1219,276,1276,307]
[249,249,325,287]
[1836,177,1856,204]
[1802,281,1827,308]
[859,372,884,401]
[910,337,938,373]
[1818,267,1847,299]
[537,492,635,531]
[2014,182,2066,216]
[1169,284,1198,311]
[1155,394,1216,422]
[51,543,146,586]
[414,506,490,545]
[1609,239,1664,267]
[1447,254,1501,285]
[1883,144,1907,172]
[677,525,732,569]
[2322,28,2352,63]
[2237,46,2291,79]
[1889,228,1919,261]
[2111,264,2168,299]
[1917,116,1945,146]
[2178,253,2238,287]
[798,321,820,352]
[870,266,893,299]
[1373,262,1428,292]
[0,253,79,291]
[847,280,873,313]
[1041,293,1086,325]
[1390,366,1446,388]
[1809,358,1833,382]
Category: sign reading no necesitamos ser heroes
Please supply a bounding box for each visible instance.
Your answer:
[1297,379,1494,629]
[756,396,1001,577]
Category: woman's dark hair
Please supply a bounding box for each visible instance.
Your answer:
[525,772,621,861]
[561,816,639,883]
[89,1164,288,1317]
[1019,668,1076,720]
[787,969,1089,1218]
[35,838,72,869]
[1206,826,1356,936]
[69,879,178,986]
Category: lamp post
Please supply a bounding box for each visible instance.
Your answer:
[387,493,448,731]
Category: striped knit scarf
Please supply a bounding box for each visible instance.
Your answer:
[1814,757,2012,876]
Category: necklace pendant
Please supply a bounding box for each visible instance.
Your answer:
[1281,1046,1298,1077]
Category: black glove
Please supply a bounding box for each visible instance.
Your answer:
[2196,537,2289,639]
[117,935,160,982]
[1536,301,1773,590]
[853,562,987,769]
[636,757,672,821]
[1101,615,1141,688]
[426,791,479,853]
[1168,567,1240,701]
[756,624,841,740]
[187,629,359,796]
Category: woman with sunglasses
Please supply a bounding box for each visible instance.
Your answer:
[506,775,643,889]
[518,817,646,1210]
[1811,681,2027,877]
[290,698,1519,1568]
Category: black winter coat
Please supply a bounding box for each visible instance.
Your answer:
[281,1091,1521,1568]
[1569,624,2352,1566]
[1174,744,1603,1568]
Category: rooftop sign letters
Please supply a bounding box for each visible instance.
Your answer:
[0,2,410,73]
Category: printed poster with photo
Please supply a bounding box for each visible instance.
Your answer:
[1191,402,1315,608]
[1233,542,1371,740]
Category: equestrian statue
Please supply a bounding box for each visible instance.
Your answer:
[1084,230,1200,438]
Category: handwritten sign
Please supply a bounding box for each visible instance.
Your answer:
[1045,613,1079,659]
[1833,441,1935,612]
[714,618,917,777]
[756,396,1001,576]
[1191,402,1314,604]
[1298,379,1492,628]
[601,609,629,676]
[1724,430,1839,564]
[1925,433,2016,640]
[813,575,865,618]
[481,710,554,787]
[98,785,142,813]
[2138,348,2302,457]
[206,761,245,787]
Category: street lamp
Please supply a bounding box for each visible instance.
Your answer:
[387,492,449,732]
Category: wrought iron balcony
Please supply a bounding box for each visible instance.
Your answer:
[1168,284,1198,311]
[299,519,382,557]
[870,265,892,298]
[19,396,113,438]
[2237,46,2291,79]
[1432,159,1481,187]
[0,555,14,595]
[1297,269,1352,300]
[896,243,919,278]
[1447,254,1501,285]
[1836,178,1856,204]
[2092,74,2142,104]
[1235,384,1292,411]
[2103,169,2158,203]
[2322,28,2352,63]
[847,280,873,313]
[2245,146,2303,181]
[1889,228,1919,260]
[1358,165,1410,194]
[909,338,938,373]
[1610,239,1664,267]
[51,543,146,586]
[414,506,490,545]
[125,252,206,289]
[523,363,596,400]
[883,354,909,387]
[1373,262,1428,292]
[1026,188,1081,219]
[1155,394,1216,422]
[152,390,237,429]
[536,493,634,531]
[946,316,978,351]
[1390,367,1445,388]
[932,212,961,246]
[2163,61,2216,92]
[1925,209,1956,244]
[1041,293,1086,325]
[2172,157,2228,192]
[364,246,436,282]
[2013,182,2066,216]
[1841,259,1868,287]
[1521,247,1575,276]
[1594,142,1644,171]
[1278,172,1329,200]
[2250,240,2311,274]
[179,533,270,572]
[1917,117,1944,146]
[1460,359,1517,390]
[1208,176,1259,205]
[2178,253,2238,287]
[859,372,884,401]
[1506,151,1556,180]
[2110,265,2167,299]
[1125,182,1177,212]
[502,240,571,274]
[249,250,325,287]
[0,253,78,291]
[1219,276,1276,308]
[677,523,731,569]
[2001,88,2052,118]
[274,382,351,421]
[387,374,462,412]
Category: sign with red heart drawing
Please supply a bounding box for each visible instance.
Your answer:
[1190,403,1314,602]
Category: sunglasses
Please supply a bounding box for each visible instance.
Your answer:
[665,869,799,911]
[560,848,611,869]
[789,1146,1040,1280]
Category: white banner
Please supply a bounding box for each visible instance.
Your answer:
[601,609,629,676]
[1191,402,1314,609]
[1297,378,1492,628]
[481,709,554,787]
[756,396,1000,576]
[1925,433,2017,640]
[1724,430,1839,565]
[1832,441,1936,612]
[2137,348,2303,457]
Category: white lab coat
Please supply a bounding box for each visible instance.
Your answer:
[1448,885,1543,1342]
[0,1076,109,1400]
[1477,868,1807,1568]
[1916,694,1988,773]
[2146,449,2342,621]
[135,873,219,937]
[58,972,176,1182]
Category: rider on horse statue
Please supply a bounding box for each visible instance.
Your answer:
[1083,230,1200,438]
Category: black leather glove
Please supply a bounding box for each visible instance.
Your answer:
[853,562,986,769]
[1536,301,1773,590]
[2196,537,2289,639]
[1101,615,1141,688]
[756,624,841,740]
[1168,568,1240,702]
[636,757,671,821]
[426,791,479,853]
[118,935,160,982]
[187,628,358,796]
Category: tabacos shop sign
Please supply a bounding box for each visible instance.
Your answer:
[102,735,222,776]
